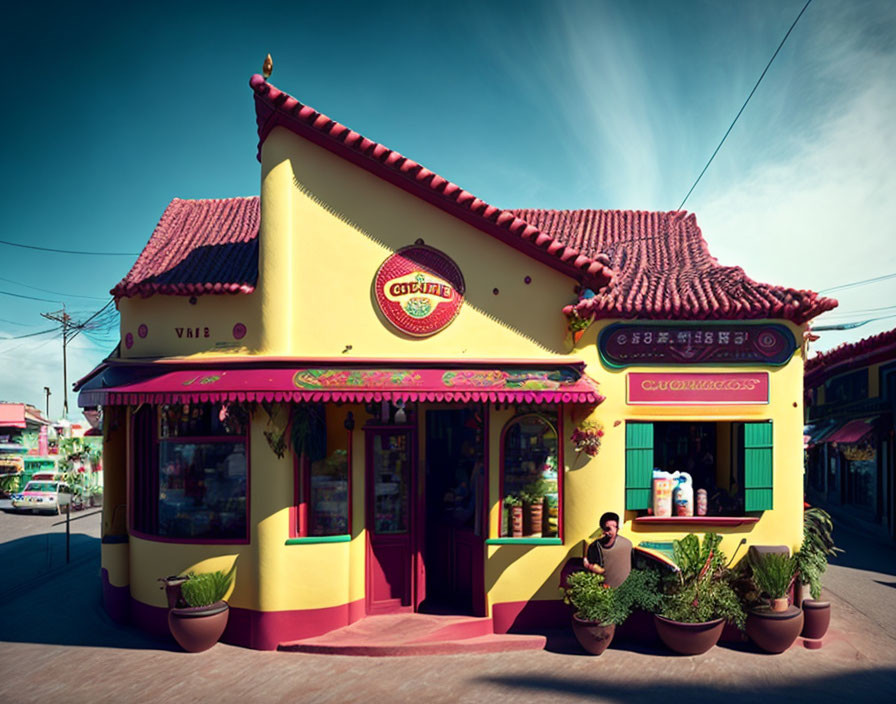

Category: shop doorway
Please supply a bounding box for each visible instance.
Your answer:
[420,408,486,616]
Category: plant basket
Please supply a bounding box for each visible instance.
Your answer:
[511,506,523,538]
[571,613,615,655]
[653,615,725,655]
[527,501,544,536]
[168,601,230,652]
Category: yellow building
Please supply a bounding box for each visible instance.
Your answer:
[76,73,837,650]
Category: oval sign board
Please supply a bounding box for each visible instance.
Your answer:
[374,245,465,337]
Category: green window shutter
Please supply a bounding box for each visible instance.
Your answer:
[744,422,773,511]
[625,422,653,510]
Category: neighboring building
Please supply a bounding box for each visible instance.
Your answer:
[75,74,836,649]
[0,403,51,479]
[805,328,896,540]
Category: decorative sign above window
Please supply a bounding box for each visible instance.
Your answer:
[627,372,769,405]
[599,323,796,367]
[374,245,465,337]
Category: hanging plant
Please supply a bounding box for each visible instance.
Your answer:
[260,401,288,459]
[571,419,604,460]
[290,403,327,462]
[566,307,592,345]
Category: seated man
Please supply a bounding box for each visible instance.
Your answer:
[583,511,632,587]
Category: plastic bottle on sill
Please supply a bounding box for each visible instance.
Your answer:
[673,472,694,517]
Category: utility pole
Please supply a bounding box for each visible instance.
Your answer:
[43,386,51,418]
[41,306,72,418]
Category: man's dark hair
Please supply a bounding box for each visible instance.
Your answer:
[599,512,619,528]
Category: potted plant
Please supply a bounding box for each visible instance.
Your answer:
[562,568,661,655]
[520,479,549,536]
[794,506,841,642]
[653,533,745,655]
[503,495,523,538]
[167,565,236,652]
[744,551,803,653]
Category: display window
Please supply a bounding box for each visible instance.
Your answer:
[625,420,774,517]
[500,409,561,539]
[132,403,249,542]
[293,404,352,538]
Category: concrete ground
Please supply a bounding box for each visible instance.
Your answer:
[1,508,895,703]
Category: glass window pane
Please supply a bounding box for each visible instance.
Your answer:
[309,449,349,536]
[373,433,409,534]
[502,412,558,538]
[158,441,247,539]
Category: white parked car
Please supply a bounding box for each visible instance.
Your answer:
[10,480,72,514]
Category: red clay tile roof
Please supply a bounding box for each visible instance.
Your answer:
[249,75,614,289]
[111,197,259,299]
[511,209,837,324]
[805,326,896,386]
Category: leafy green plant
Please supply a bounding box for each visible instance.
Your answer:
[0,473,21,495]
[520,479,549,504]
[750,552,796,599]
[803,507,842,560]
[562,571,628,625]
[503,494,522,508]
[794,538,827,600]
[181,565,236,607]
[615,568,663,615]
[659,532,745,629]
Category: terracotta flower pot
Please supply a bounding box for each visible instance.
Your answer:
[653,615,725,655]
[511,506,523,538]
[168,601,230,652]
[800,600,831,640]
[770,596,789,613]
[746,605,803,654]
[572,614,616,655]
[528,501,544,536]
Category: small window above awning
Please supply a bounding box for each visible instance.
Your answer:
[77,364,604,407]
[823,417,877,445]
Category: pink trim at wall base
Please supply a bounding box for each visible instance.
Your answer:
[117,592,367,650]
[100,568,130,625]
[491,599,569,633]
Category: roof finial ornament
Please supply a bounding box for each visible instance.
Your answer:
[262,53,273,80]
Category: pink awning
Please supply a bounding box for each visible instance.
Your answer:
[78,366,604,406]
[0,403,26,428]
[824,418,876,445]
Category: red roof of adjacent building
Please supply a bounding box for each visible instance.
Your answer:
[111,197,259,298]
[515,209,836,324]
[805,327,896,386]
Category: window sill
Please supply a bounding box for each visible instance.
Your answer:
[286,535,352,545]
[633,516,760,527]
[486,537,562,546]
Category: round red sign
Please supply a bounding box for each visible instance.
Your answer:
[374,245,465,337]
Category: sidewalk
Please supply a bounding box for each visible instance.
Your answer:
[1,549,895,704]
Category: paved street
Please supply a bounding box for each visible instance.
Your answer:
[1,510,895,704]
[825,523,896,641]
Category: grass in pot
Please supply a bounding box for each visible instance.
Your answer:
[745,552,803,653]
[168,565,236,653]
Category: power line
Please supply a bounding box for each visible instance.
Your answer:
[0,238,139,256]
[0,327,58,341]
[0,317,34,327]
[812,312,896,331]
[0,289,61,303]
[676,0,813,210]
[0,275,108,301]
[817,271,896,295]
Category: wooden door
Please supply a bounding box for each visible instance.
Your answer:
[366,429,414,613]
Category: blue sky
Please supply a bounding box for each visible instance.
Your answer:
[1,0,894,416]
